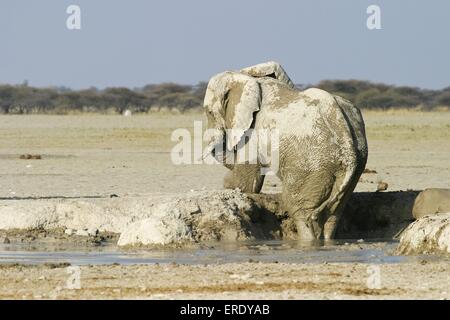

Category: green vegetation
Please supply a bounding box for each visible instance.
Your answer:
[313,80,450,110]
[0,80,448,114]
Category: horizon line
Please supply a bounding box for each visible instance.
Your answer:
[1,79,449,92]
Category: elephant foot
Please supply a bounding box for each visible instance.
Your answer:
[323,215,339,240]
[294,218,318,242]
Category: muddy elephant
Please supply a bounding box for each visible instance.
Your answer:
[412,188,450,219]
[203,61,368,240]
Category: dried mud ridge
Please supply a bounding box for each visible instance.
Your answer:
[396,212,450,255]
[0,189,421,246]
[0,228,118,247]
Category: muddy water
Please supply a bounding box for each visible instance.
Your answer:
[0,240,436,266]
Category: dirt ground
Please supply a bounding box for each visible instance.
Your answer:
[0,261,448,300]
[1,111,449,198]
[0,110,449,299]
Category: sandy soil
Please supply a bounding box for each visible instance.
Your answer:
[0,261,448,300]
[1,111,449,299]
[1,111,449,198]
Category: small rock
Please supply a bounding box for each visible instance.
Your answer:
[87,228,98,236]
[64,229,74,236]
[75,229,90,237]
[376,181,388,192]
[230,273,251,280]
[19,154,42,160]
[75,228,98,237]
[357,239,364,243]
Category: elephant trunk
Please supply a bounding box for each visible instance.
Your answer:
[202,130,235,170]
[202,129,225,161]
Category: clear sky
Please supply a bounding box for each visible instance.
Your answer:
[1,0,449,89]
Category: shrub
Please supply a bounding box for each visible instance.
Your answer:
[0,80,448,114]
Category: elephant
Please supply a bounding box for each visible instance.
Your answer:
[412,188,450,219]
[202,61,368,240]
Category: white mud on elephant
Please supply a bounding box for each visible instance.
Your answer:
[202,61,368,241]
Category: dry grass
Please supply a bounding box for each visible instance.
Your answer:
[0,110,449,197]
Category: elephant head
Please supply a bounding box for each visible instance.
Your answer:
[203,71,261,162]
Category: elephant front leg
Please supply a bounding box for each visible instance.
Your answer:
[223,164,265,193]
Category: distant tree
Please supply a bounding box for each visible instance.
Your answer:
[0,80,448,114]
[434,91,450,106]
[142,83,191,97]
[192,82,208,99]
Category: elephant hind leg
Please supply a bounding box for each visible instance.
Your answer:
[223,164,265,193]
[323,215,339,240]
[281,170,336,240]
[323,196,347,240]
[294,214,324,241]
[323,170,359,239]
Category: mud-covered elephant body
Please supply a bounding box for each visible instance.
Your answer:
[203,62,368,240]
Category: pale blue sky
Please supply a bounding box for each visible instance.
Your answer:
[0,0,449,89]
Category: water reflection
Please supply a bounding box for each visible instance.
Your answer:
[0,239,435,266]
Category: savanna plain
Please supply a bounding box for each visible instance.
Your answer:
[0,110,449,299]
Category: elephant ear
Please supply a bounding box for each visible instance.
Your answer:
[240,61,295,89]
[224,75,261,151]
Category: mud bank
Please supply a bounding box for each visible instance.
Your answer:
[337,191,418,239]
[0,190,281,246]
[0,190,421,247]
[397,212,450,255]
